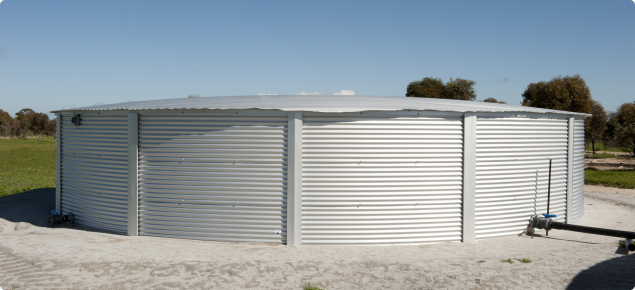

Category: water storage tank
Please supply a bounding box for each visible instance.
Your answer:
[52,95,588,245]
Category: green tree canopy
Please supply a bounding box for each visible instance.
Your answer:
[444,78,476,101]
[0,109,12,136]
[611,102,635,156]
[406,77,445,99]
[0,108,56,138]
[406,77,476,101]
[584,100,607,154]
[482,98,506,104]
[0,109,11,124]
[521,75,593,113]
[14,108,49,136]
[15,108,36,120]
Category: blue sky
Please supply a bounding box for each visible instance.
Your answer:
[0,0,633,118]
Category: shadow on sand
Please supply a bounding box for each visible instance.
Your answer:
[0,188,55,227]
[0,188,119,234]
[566,253,635,289]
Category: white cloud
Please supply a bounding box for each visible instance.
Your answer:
[258,93,278,95]
[333,89,356,95]
[295,91,326,95]
[62,104,76,110]
[92,102,106,106]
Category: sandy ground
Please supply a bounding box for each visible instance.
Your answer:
[585,150,635,170]
[1,187,634,290]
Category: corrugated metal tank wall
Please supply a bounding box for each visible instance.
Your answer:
[301,112,464,245]
[136,111,288,243]
[475,117,569,239]
[56,107,585,245]
[59,112,129,233]
[570,118,586,222]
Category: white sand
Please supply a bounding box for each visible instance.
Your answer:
[1,186,634,290]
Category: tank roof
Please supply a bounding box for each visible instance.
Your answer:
[52,95,590,116]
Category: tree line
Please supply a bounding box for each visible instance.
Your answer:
[0,108,57,138]
[406,75,635,156]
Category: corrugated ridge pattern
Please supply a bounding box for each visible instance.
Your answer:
[302,113,464,245]
[60,112,128,233]
[570,119,585,223]
[475,118,569,239]
[138,113,288,243]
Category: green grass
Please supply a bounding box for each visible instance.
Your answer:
[585,142,631,153]
[585,153,617,158]
[500,258,531,264]
[0,138,56,197]
[302,284,324,290]
[585,168,635,189]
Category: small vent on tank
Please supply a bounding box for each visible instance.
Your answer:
[71,114,81,126]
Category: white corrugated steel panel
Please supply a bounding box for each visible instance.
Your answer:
[302,112,464,245]
[54,95,591,116]
[570,119,585,222]
[475,117,569,239]
[60,112,129,233]
[137,111,288,243]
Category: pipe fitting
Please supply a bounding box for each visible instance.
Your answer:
[47,213,74,226]
[533,217,553,231]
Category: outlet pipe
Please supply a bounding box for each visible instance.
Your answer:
[532,216,635,251]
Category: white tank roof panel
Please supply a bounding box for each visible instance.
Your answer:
[52,95,590,116]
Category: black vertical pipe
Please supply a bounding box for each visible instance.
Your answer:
[546,159,552,236]
[547,159,552,215]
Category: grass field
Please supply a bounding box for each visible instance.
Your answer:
[585,142,631,153]
[584,153,617,158]
[0,138,56,197]
[585,168,635,189]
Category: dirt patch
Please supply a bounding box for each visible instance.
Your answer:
[584,184,635,196]
[585,151,635,170]
[1,187,635,289]
[588,151,633,157]
[14,222,32,231]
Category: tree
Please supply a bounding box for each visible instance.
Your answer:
[0,109,12,137]
[406,77,445,99]
[406,77,476,100]
[521,75,593,114]
[584,100,607,154]
[444,78,477,101]
[604,111,619,148]
[188,94,200,98]
[47,118,57,137]
[15,108,36,120]
[612,102,635,156]
[482,98,507,104]
[10,119,22,138]
[14,108,49,137]
[30,112,50,136]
